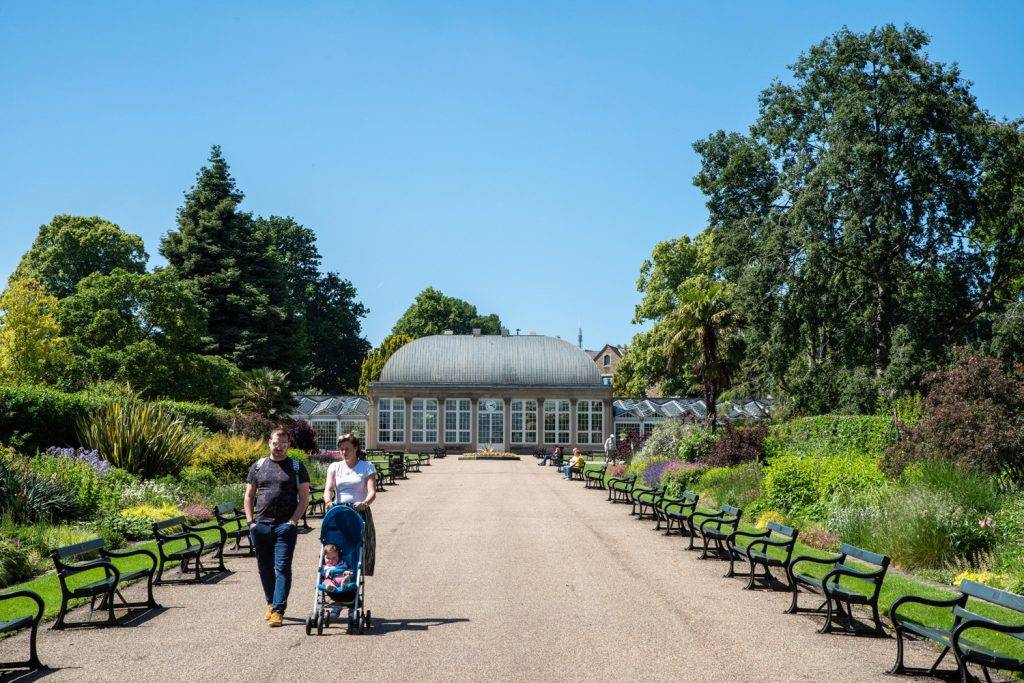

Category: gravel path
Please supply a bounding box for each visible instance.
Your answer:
[1,457,925,682]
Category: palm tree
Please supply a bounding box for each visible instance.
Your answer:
[231,368,296,421]
[662,276,740,432]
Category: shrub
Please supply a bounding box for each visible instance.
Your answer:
[192,434,263,482]
[884,350,1024,485]
[178,465,218,496]
[0,450,78,523]
[696,463,763,509]
[43,446,111,476]
[704,425,767,467]
[0,538,39,588]
[614,430,648,462]
[225,412,275,440]
[79,401,201,479]
[766,414,895,459]
[120,479,179,507]
[154,399,231,432]
[183,505,214,523]
[639,458,675,486]
[207,482,246,509]
[659,461,709,496]
[95,467,140,514]
[756,510,786,528]
[29,450,104,518]
[678,426,714,462]
[635,421,689,461]
[286,420,319,454]
[800,525,839,551]
[121,503,182,525]
[762,451,885,521]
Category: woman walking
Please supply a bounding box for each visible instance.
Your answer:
[323,433,377,575]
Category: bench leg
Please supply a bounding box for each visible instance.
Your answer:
[786,581,800,614]
[27,614,43,670]
[144,566,161,609]
[53,594,70,630]
[819,595,836,634]
[889,625,907,674]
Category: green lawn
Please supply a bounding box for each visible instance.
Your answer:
[0,527,229,626]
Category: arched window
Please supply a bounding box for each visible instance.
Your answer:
[603,354,611,366]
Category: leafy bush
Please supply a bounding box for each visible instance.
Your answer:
[79,401,201,478]
[231,368,296,421]
[0,538,39,588]
[121,503,182,527]
[120,479,179,507]
[884,350,1024,485]
[678,426,715,461]
[183,505,214,523]
[635,421,689,461]
[153,399,231,432]
[696,462,763,509]
[192,434,263,481]
[178,466,218,496]
[766,414,895,459]
[95,467,140,514]
[2,520,97,558]
[287,420,319,454]
[704,425,767,467]
[29,450,104,518]
[225,411,276,440]
[659,461,709,497]
[0,451,78,523]
[207,482,246,509]
[762,452,885,521]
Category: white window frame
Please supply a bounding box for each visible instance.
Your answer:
[377,398,405,443]
[339,419,366,442]
[411,398,439,444]
[601,375,612,386]
[576,400,604,445]
[444,398,471,443]
[603,354,611,366]
[543,399,571,444]
[311,419,338,453]
[510,399,537,444]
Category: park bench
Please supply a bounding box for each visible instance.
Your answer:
[889,579,1024,680]
[152,516,227,584]
[0,590,44,672]
[583,461,607,489]
[213,502,254,555]
[404,453,421,473]
[607,473,637,504]
[787,543,890,635]
[304,486,326,528]
[370,457,393,489]
[690,503,743,560]
[727,521,799,589]
[51,538,160,629]
[389,452,408,479]
[432,446,447,459]
[631,483,665,520]
[417,452,431,466]
[655,490,699,536]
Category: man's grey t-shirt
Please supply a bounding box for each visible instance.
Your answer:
[246,457,311,524]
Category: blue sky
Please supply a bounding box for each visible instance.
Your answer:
[2,2,1022,347]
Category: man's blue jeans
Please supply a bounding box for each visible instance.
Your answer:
[251,522,298,613]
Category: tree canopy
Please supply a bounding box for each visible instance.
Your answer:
[12,215,148,298]
[358,334,413,394]
[0,278,69,385]
[392,287,502,338]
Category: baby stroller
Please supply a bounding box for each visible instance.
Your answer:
[305,504,371,635]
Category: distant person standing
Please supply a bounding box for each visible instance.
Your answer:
[244,427,311,627]
[604,433,616,459]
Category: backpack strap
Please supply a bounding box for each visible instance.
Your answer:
[255,457,302,491]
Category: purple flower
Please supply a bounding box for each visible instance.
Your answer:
[46,446,111,475]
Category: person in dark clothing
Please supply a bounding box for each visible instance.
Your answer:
[244,427,310,627]
[538,446,564,466]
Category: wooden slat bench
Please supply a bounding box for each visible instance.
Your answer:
[889,579,1024,680]
[787,543,890,635]
[0,590,44,672]
[691,503,743,560]
[727,521,799,589]
[213,502,254,555]
[152,516,227,584]
[51,538,161,629]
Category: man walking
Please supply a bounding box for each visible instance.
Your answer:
[244,427,310,627]
[603,433,616,459]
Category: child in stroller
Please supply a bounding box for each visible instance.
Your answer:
[318,544,355,594]
[306,504,370,635]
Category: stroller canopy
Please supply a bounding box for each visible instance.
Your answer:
[320,505,365,571]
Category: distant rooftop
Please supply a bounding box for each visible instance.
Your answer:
[613,397,771,422]
[294,395,368,418]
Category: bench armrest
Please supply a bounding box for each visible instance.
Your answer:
[186,522,227,544]
[746,538,794,554]
[0,590,44,619]
[788,553,844,574]
[822,566,886,588]
[889,593,965,624]
[952,619,1024,655]
[57,558,117,577]
[699,516,734,534]
[102,546,158,571]
[733,529,770,540]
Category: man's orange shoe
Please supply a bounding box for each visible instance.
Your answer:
[264,605,273,621]
[267,612,283,627]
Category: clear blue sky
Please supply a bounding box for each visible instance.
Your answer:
[2,2,1022,347]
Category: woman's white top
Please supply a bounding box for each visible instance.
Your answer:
[327,459,376,504]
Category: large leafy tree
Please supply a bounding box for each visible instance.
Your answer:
[693,24,1024,412]
[661,276,741,431]
[392,287,501,338]
[13,215,147,297]
[160,146,296,373]
[358,333,413,394]
[253,216,370,392]
[0,278,70,385]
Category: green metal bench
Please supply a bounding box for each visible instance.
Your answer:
[213,502,254,555]
[583,462,606,489]
[51,538,160,629]
[889,579,1024,681]
[152,516,227,584]
[727,521,799,589]
[417,452,431,466]
[787,543,890,635]
[368,456,393,488]
[607,473,637,504]
[656,490,699,537]
[631,483,665,521]
[0,590,44,672]
[404,453,421,473]
[691,503,743,560]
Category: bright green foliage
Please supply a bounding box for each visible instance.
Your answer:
[762,452,885,519]
[160,146,296,372]
[11,215,147,298]
[192,433,264,482]
[358,333,413,394]
[254,216,370,393]
[613,326,689,397]
[392,287,502,339]
[231,367,296,421]
[0,450,78,523]
[692,25,1024,411]
[696,462,763,509]
[29,453,103,517]
[0,277,70,386]
[0,538,39,587]
[765,415,896,459]
[78,401,201,479]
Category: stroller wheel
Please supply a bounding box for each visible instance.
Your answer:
[305,613,313,636]
[316,610,324,636]
[346,616,355,634]
[363,610,372,630]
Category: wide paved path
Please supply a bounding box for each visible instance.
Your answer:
[2,458,921,682]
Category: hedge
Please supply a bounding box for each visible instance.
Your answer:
[766,414,895,459]
[0,385,230,453]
